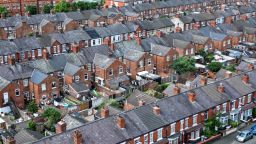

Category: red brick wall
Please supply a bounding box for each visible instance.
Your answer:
[15,22,33,38]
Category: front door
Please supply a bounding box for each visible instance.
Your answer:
[3,92,8,104]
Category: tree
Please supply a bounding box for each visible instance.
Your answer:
[43,4,53,14]
[27,120,36,131]
[27,101,38,113]
[42,107,61,123]
[25,5,37,15]
[0,6,8,17]
[207,62,222,73]
[202,116,221,138]
[172,56,196,75]
[224,64,236,72]
[54,1,71,12]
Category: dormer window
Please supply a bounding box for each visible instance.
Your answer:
[109,68,113,76]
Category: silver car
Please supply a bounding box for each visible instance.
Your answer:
[236,130,253,143]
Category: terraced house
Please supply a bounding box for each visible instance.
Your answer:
[31,69,256,144]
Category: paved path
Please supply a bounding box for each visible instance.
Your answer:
[210,123,256,144]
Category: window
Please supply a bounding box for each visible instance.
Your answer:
[157,128,163,140]
[150,132,153,143]
[180,120,184,131]
[15,89,20,96]
[41,83,46,91]
[185,118,188,129]
[109,68,113,76]
[23,79,28,87]
[171,123,176,135]
[248,94,252,103]
[87,63,92,71]
[239,98,242,107]
[216,105,220,113]
[38,49,42,56]
[144,134,148,144]
[222,103,227,113]
[119,66,123,74]
[139,60,144,68]
[166,56,170,62]
[242,96,245,105]
[84,73,88,80]
[75,76,80,82]
[173,54,177,60]
[231,100,236,110]
[134,137,140,144]
[147,59,152,65]
[220,116,228,124]
[204,111,208,120]
[52,81,56,89]
[193,115,197,126]
[185,49,189,55]
[191,48,194,54]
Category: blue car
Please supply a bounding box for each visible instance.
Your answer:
[250,124,256,135]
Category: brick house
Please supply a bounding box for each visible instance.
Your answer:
[114,40,154,79]
[150,43,177,77]
[63,63,91,87]
[33,70,256,144]
[63,18,79,32]
[93,53,129,91]
[29,69,60,104]
[14,21,33,38]
[39,19,56,35]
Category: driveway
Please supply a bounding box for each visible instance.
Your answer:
[210,123,256,144]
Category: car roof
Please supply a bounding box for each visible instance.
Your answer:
[241,130,251,133]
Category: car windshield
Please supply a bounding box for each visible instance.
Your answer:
[239,133,246,137]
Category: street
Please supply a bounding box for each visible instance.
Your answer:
[210,123,256,144]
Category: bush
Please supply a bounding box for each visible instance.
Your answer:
[27,120,36,131]
[253,108,256,118]
[207,62,222,72]
[154,83,169,93]
[228,120,239,128]
[27,101,38,113]
[42,108,61,123]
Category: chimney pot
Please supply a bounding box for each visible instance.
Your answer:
[116,116,125,129]
[248,63,254,71]
[187,91,196,102]
[175,27,182,33]
[7,55,14,65]
[138,99,145,106]
[217,83,225,93]
[42,48,48,59]
[173,86,181,95]
[55,119,67,134]
[72,130,82,144]
[224,71,232,78]
[242,74,249,84]
[153,105,160,115]
[100,106,109,118]
[199,75,207,86]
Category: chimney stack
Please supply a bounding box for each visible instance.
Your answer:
[156,30,163,37]
[5,136,16,144]
[187,91,196,103]
[224,71,232,78]
[248,63,254,71]
[7,55,14,65]
[199,75,207,86]
[100,106,109,118]
[242,74,249,84]
[175,27,182,33]
[138,99,145,106]
[42,48,48,59]
[173,86,181,95]
[116,116,125,129]
[153,105,160,115]
[55,120,67,134]
[217,83,225,93]
[71,43,80,53]
[72,130,82,144]
[134,35,141,45]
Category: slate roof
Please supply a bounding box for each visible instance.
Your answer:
[0,76,10,91]
[70,82,89,93]
[33,70,256,144]
[127,90,157,107]
[31,69,48,84]
[93,53,115,69]
[64,30,91,42]
[63,114,87,130]
[162,83,188,96]
[150,43,171,56]
[64,63,81,76]
[14,129,44,144]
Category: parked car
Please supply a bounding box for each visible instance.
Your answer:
[250,124,256,135]
[236,130,253,142]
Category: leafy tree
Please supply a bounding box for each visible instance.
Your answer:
[54,1,71,12]
[207,62,222,72]
[253,108,256,118]
[172,56,196,75]
[42,107,61,123]
[27,101,38,113]
[0,6,8,17]
[202,116,221,138]
[205,53,214,63]
[43,4,53,14]
[25,5,37,15]
[223,64,236,72]
[27,120,36,131]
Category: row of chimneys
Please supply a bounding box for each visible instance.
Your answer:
[53,74,251,141]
